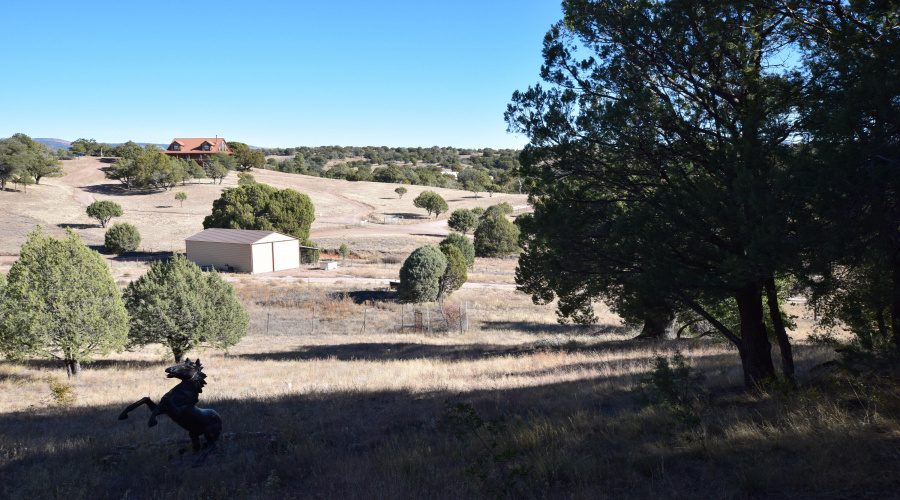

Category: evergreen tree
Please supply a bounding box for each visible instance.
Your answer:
[104,222,141,254]
[0,228,129,377]
[398,245,447,303]
[441,232,475,268]
[506,0,809,386]
[448,208,479,235]
[123,255,249,362]
[412,190,449,218]
[204,183,316,246]
[437,243,467,304]
[474,215,519,257]
[86,200,123,228]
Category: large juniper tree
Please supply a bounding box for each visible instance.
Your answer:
[507,0,810,386]
[123,255,249,362]
[0,228,129,377]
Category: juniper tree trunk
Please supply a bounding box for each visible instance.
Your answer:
[736,284,776,388]
[635,310,674,340]
[765,277,795,384]
[65,358,81,378]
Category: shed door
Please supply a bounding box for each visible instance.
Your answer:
[251,243,274,273]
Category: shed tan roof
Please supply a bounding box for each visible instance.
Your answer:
[185,228,298,244]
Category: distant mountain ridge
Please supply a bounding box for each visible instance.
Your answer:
[34,138,72,150]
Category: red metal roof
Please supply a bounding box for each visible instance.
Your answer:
[164,138,231,155]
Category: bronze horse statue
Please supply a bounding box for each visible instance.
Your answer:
[118,358,222,465]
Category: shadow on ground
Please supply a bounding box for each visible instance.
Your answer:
[1,345,888,499]
[58,223,97,230]
[384,212,428,220]
[481,320,630,336]
[86,245,175,263]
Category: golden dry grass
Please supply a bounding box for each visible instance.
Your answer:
[0,157,526,255]
[3,279,895,499]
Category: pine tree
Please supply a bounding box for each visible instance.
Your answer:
[123,255,249,362]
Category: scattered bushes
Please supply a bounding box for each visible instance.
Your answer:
[104,222,141,254]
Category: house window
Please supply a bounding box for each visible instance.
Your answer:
[172,144,181,151]
[202,143,211,151]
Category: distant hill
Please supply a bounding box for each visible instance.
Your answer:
[34,138,72,150]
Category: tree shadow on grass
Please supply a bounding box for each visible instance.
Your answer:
[1,347,882,499]
[1,358,165,373]
[481,320,630,336]
[81,183,167,197]
[236,342,537,362]
[235,338,697,364]
[384,212,428,220]
[86,245,175,263]
[58,223,97,230]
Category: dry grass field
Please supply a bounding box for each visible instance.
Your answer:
[2,278,898,499]
[2,157,899,498]
[0,157,526,255]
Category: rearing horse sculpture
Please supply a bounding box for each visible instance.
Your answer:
[118,358,222,465]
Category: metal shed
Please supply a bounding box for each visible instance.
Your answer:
[185,229,300,274]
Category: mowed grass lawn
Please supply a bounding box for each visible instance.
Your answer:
[2,281,898,499]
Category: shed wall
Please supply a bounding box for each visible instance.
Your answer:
[185,241,253,272]
[272,240,300,271]
[251,243,274,274]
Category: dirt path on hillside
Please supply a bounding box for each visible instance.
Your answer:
[59,157,107,206]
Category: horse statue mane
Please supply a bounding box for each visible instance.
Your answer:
[119,357,222,466]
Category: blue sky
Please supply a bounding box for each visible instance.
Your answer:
[0,1,563,149]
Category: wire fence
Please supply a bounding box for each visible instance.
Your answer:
[249,300,470,337]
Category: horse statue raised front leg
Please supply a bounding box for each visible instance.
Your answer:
[118,358,223,466]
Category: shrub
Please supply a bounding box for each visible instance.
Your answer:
[441,232,475,268]
[238,172,257,185]
[398,245,447,303]
[472,206,485,216]
[86,200,123,228]
[474,216,520,257]
[413,190,449,218]
[49,380,75,407]
[123,255,249,362]
[448,208,479,234]
[104,222,141,254]
[0,228,128,377]
[438,243,467,303]
[395,186,408,199]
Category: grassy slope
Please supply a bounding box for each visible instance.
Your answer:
[0,282,892,499]
[2,158,895,498]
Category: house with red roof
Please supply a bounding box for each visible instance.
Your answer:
[163,138,231,163]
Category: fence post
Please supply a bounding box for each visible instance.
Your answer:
[360,308,367,334]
